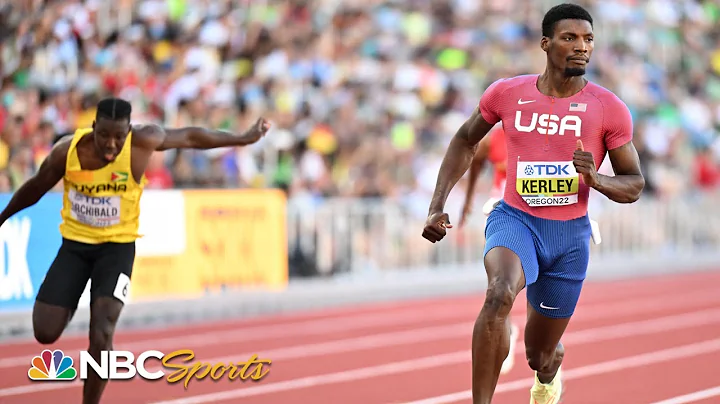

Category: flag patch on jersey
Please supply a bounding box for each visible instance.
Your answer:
[111,172,128,182]
[569,103,587,112]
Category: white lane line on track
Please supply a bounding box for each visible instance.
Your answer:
[1,271,707,352]
[4,285,720,370]
[403,339,720,404]
[150,338,720,403]
[4,306,720,398]
[0,305,472,368]
[649,386,720,404]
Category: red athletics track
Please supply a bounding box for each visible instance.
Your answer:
[1,270,720,404]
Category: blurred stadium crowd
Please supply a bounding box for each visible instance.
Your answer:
[1,0,720,203]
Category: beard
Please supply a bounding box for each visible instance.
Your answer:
[564,67,586,77]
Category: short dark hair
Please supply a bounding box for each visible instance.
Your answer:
[96,98,132,121]
[542,3,593,38]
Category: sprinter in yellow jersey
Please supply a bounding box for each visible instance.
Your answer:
[0,98,270,404]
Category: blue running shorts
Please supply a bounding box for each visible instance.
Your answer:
[483,200,592,319]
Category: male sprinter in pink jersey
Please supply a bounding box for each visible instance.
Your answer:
[422,4,644,404]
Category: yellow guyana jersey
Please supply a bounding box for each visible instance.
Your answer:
[59,128,147,244]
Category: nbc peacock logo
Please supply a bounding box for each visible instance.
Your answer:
[28,349,77,381]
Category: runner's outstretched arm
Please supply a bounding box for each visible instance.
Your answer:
[573,140,645,204]
[0,137,69,225]
[138,118,271,151]
[423,108,495,242]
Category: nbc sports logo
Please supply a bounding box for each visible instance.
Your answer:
[28,349,77,381]
[27,348,271,386]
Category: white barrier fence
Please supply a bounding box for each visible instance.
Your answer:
[286,192,720,277]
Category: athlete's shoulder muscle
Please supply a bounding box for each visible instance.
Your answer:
[131,124,165,150]
[52,131,74,145]
[49,134,72,165]
[478,75,534,125]
[590,85,634,150]
[464,108,496,145]
[34,134,71,185]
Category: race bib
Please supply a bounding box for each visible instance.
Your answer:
[69,188,121,227]
[516,161,579,207]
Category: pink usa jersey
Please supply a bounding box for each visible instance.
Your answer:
[478,74,633,221]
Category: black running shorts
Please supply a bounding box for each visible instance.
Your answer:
[36,238,135,310]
